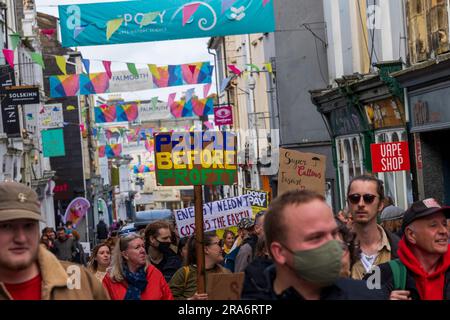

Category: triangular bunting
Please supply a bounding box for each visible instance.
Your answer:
[140,11,160,28]
[246,63,261,72]
[9,33,21,50]
[182,3,201,26]
[203,83,212,98]
[103,61,112,79]
[228,64,242,76]
[2,49,14,68]
[55,55,67,75]
[106,18,124,41]
[188,65,196,75]
[127,63,139,78]
[82,58,90,74]
[264,62,273,73]
[31,52,45,69]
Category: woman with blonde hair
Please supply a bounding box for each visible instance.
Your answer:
[102,233,173,300]
[87,243,111,282]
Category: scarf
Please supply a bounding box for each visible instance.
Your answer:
[397,238,450,300]
[122,264,148,300]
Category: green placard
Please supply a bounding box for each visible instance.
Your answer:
[42,128,65,157]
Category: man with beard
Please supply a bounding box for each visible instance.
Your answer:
[347,175,400,280]
[144,220,182,283]
[0,181,109,300]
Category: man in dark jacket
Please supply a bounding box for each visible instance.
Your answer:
[364,198,450,300]
[144,220,182,283]
[96,218,109,242]
[346,175,400,280]
[242,190,382,300]
[54,227,78,262]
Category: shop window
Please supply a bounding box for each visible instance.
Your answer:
[375,130,413,209]
[336,135,365,208]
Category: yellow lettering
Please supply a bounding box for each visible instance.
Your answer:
[224,151,237,169]
[172,151,187,169]
[156,152,173,169]
[212,150,224,169]
[202,150,212,168]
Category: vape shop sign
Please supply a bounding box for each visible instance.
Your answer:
[371,142,410,173]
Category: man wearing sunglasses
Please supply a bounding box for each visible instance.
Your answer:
[347,175,400,280]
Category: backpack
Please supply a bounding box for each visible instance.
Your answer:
[388,259,407,290]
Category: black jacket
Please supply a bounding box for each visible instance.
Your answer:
[242,264,385,300]
[363,261,450,300]
[384,228,400,259]
[154,253,182,283]
[96,221,109,240]
[242,256,273,300]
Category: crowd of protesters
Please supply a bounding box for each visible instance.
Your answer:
[1,176,450,300]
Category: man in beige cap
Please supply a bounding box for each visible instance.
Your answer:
[0,181,109,300]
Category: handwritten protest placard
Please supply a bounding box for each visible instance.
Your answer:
[174,195,252,237]
[206,273,244,300]
[278,148,326,196]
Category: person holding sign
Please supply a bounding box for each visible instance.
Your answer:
[246,190,381,300]
[103,233,173,300]
[169,232,230,300]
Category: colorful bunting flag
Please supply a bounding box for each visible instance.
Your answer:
[106,18,124,41]
[82,59,90,74]
[185,88,195,102]
[9,33,21,50]
[220,76,233,93]
[140,11,160,28]
[31,52,45,69]
[67,105,76,111]
[103,61,112,79]
[246,63,261,72]
[228,64,242,76]
[40,29,56,39]
[203,83,212,98]
[2,49,14,68]
[74,26,87,39]
[127,63,139,78]
[55,55,67,75]
[264,62,273,73]
[182,3,201,26]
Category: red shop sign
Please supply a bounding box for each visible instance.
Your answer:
[371,142,410,173]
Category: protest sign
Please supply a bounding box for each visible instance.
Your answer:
[154,131,237,186]
[174,195,252,237]
[278,148,326,196]
[243,189,269,218]
[206,273,244,300]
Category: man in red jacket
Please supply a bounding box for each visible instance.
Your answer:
[365,198,450,300]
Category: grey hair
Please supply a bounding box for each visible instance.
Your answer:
[108,233,143,282]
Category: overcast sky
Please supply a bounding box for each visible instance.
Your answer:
[35,0,216,102]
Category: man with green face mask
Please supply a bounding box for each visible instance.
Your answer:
[242,190,383,300]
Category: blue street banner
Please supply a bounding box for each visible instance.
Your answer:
[58,0,275,47]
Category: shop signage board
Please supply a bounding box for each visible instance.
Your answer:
[370,142,411,173]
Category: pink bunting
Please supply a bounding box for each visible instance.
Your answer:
[188,65,196,75]
[102,60,112,79]
[168,92,176,106]
[228,64,242,76]
[263,0,270,7]
[203,83,212,98]
[182,3,201,26]
[2,49,14,68]
[204,121,214,130]
[41,28,56,39]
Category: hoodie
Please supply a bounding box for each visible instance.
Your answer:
[397,238,450,300]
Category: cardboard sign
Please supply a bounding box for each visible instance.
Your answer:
[214,106,233,126]
[38,103,64,129]
[371,142,410,173]
[154,131,237,186]
[243,189,269,217]
[4,86,40,105]
[206,272,244,300]
[278,148,326,196]
[174,195,252,237]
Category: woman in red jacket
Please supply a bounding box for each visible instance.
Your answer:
[103,233,173,300]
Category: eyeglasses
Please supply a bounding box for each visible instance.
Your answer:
[347,193,377,205]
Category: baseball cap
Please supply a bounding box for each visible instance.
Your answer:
[401,198,450,232]
[237,218,255,229]
[380,205,404,222]
[0,181,44,222]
